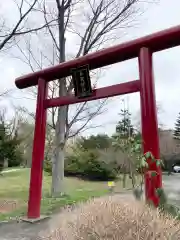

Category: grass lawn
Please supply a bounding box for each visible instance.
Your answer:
[0,169,137,221]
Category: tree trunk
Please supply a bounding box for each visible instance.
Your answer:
[3,159,8,168]
[51,5,67,196]
[51,94,67,196]
[51,145,65,196]
[131,172,136,188]
[122,173,126,188]
[26,150,32,168]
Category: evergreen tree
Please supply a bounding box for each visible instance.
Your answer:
[115,109,134,138]
[77,134,111,151]
[174,112,180,140]
[0,122,23,172]
[112,108,139,188]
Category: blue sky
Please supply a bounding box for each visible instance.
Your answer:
[0,0,180,136]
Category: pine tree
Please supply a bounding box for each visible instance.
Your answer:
[174,113,180,140]
[115,109,134,138]
[0,122,23,172]
[112,108,138,188]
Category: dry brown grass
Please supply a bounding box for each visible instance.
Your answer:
[0,199,22,213]
[39,195,180,240]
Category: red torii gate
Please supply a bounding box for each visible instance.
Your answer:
[15,25,180,219]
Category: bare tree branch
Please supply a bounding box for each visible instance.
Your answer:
[15,0,146,141]
[43,2,60,52]
[0,0,38,50]
[0,0,61,52]
[14,0,151,195]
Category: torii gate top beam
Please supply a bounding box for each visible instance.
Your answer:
[15,25,180,89]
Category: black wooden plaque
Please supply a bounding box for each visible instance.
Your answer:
[71,65,93,98]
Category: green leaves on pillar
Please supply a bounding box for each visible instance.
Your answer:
[140,156,148,168]
[156,160,161,166]
[151,171,157,177]
[144,151,156,162]
[156,188,167,205]
[156,159,164,167]
[144,151,151,159]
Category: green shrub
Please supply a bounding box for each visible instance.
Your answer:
[74,150,117,181]
[44,149,118,181]
[0,162,3,173]
[8,147,24,167]
[44,158,52,175]
[64,154,81,177]
[0,122,24,168]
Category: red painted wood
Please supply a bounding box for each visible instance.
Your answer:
[27,78,47,218]
[45,80,140,108]
[15,25,180,89]
[139,47,162,206]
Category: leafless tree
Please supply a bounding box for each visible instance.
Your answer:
[0,0,58,52]
[134,103,164,132]
[159,129,180,174]
[0,0,59,110]
[15,0,151,196]
[13,105,56,167]
[159,129,180,158]
[98,147,137,188]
